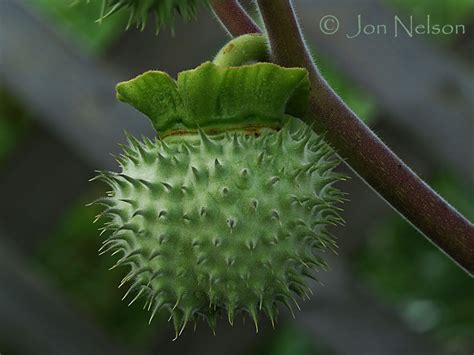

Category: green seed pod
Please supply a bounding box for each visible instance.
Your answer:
[93,61,345,337]
[94,0,209,31]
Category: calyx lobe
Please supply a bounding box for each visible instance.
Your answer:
[116,62,310,138]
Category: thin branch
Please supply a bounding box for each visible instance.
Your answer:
[212,0,474,274]
[210,0,261,36]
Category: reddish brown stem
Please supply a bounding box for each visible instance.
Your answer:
[210,0,261,36]
[212,0,474,274]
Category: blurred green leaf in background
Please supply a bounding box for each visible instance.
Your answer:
[0,90,32,162]
[34,190,160,349]
[388,0,474,25]
[30,0,127,54]
[354,174,474,354]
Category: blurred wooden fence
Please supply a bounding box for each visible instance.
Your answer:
[1,0,472,354]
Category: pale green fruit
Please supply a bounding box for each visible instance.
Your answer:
[93,62,345,337]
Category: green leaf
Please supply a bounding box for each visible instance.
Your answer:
[31,0,126,54]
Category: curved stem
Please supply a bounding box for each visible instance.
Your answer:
[212,0,474,274]
[210,0,261,36]
[213,34,269,66]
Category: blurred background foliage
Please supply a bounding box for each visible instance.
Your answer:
[355,174,474,354]
[29,0,127,53]
[0,90,31,162]
[0,0,472,354]
[34,191,160,349]
[387,0,474,26]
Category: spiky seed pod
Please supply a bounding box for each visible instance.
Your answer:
[93,62,345,337]
[94,0,209,31]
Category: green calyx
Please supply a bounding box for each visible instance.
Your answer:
[95,0,210,31]
[116,61,310,138]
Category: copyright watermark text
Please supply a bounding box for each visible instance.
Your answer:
[319,14,466,38]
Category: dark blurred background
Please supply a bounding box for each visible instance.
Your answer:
[0,0,473,354]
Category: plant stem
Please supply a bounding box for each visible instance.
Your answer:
[212,0,474,274]
[210,0,261,36]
